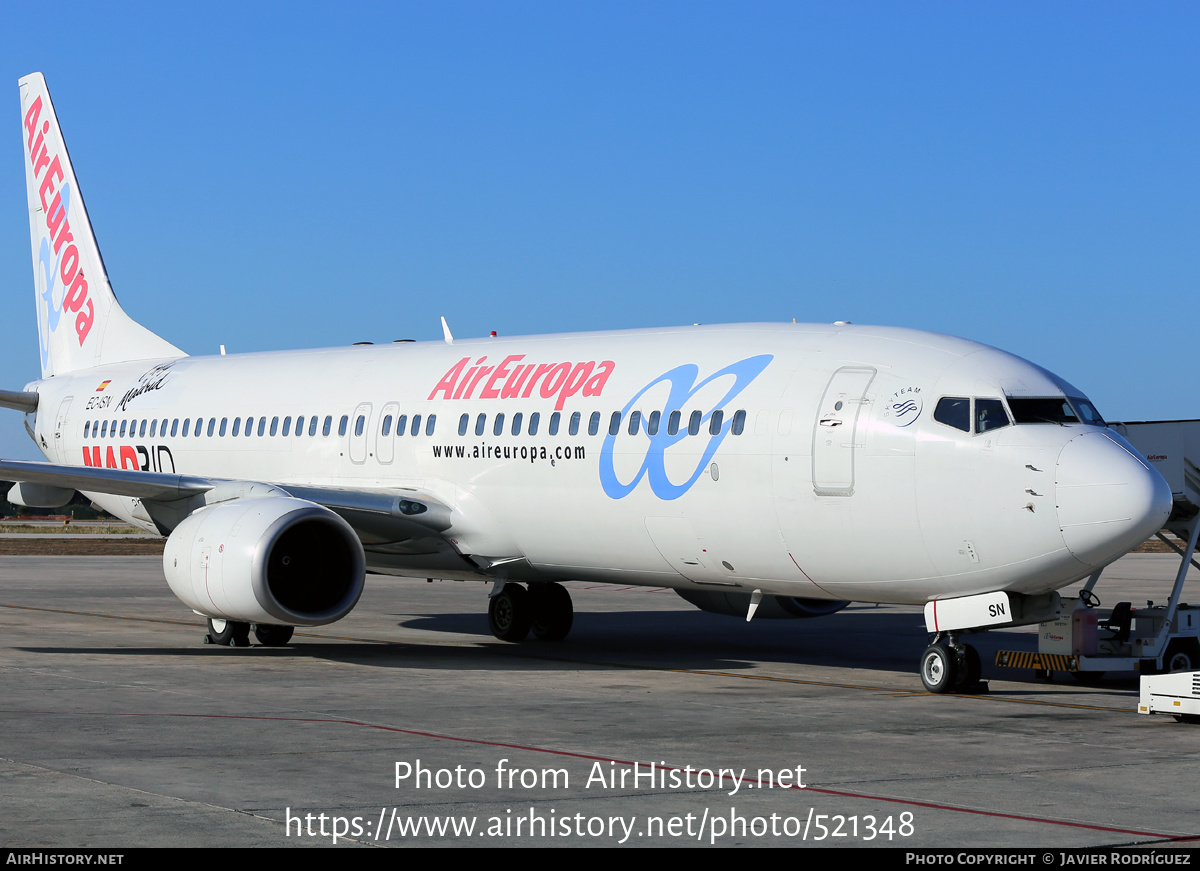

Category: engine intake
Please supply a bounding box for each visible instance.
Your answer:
[163,496,365,626]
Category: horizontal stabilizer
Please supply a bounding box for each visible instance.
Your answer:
[0,390,38,412]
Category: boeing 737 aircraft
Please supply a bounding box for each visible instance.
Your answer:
[0,73,1174,692]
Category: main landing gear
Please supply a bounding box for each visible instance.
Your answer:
[205,618,294,647]
[920,634,984,694]
[488,582,574,642]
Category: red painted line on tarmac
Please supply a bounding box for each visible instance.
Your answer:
[0,707,1191,842]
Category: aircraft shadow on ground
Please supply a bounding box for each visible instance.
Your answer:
[16,606,1143,695]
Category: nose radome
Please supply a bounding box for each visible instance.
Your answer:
[1056,431,1173,568]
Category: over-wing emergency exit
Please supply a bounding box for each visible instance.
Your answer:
[0,73,1173,692]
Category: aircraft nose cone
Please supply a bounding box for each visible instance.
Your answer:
[1056,431,1173,567]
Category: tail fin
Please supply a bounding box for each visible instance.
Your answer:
[20,73,184,378]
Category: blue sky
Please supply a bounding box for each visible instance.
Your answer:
[2,2,1197,459]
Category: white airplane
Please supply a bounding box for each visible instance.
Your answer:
[0,73,1174,692]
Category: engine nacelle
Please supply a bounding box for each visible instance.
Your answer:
[675,589,850,619]
[163,496,365,626]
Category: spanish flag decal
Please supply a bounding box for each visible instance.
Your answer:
[95,380,111,392]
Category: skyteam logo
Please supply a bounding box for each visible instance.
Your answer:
[882,386,922,427]
[599,354,772,501]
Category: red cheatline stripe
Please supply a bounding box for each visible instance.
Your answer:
[0,708,1190,841]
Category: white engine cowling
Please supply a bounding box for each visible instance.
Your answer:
[163,496,365,626]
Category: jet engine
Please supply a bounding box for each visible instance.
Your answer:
[675,589,850,619]
[163,496,365,626]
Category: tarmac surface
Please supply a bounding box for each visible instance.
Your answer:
[1,551,1198,849]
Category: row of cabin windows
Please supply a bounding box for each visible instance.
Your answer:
[458,409,748,438]
[83,408,749,442]
[81,414,419,441]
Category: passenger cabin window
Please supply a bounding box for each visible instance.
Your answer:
[338,416,348,437]
[207,419,216,437]
[397,414,407,435]
[354,416,364,437]
[232,418,241,437]
[709,410,724,435]
[627,411,641,435]
[425,415,436,436]
[283,416,292,437]
[934,397,970,432]
[493,413,505,437]
[688,410,702,436]
[529,412,540,435]
[608,412,621,436]
[258,418,267,437]
[219,418,228,437]
[647,410,660,436]
[732,409,746,435]
[323,416,332,436]
[511,413,523,436]
[458,413,469,436]
[475,414,486,436]
[410,414,422,436]
[668,411,681,436]
[588,412,600,436]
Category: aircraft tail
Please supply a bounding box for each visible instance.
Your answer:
[19,73,184,378]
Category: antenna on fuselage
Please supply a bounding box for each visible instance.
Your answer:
[441,316,454,344]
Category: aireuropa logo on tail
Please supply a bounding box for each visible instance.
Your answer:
[24,94,94,369]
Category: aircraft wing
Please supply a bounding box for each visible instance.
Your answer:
[0,458,212,501]
[0,458,453,543]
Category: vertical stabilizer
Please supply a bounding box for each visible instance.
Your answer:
[20,73,184,378]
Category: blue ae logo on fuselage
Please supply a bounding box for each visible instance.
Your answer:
[598,354,773,501]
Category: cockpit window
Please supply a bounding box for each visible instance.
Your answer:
[934,397,970,432]
[1006,397,1080,425]
[975,399,1010,433]
[1068,397,1106,426]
